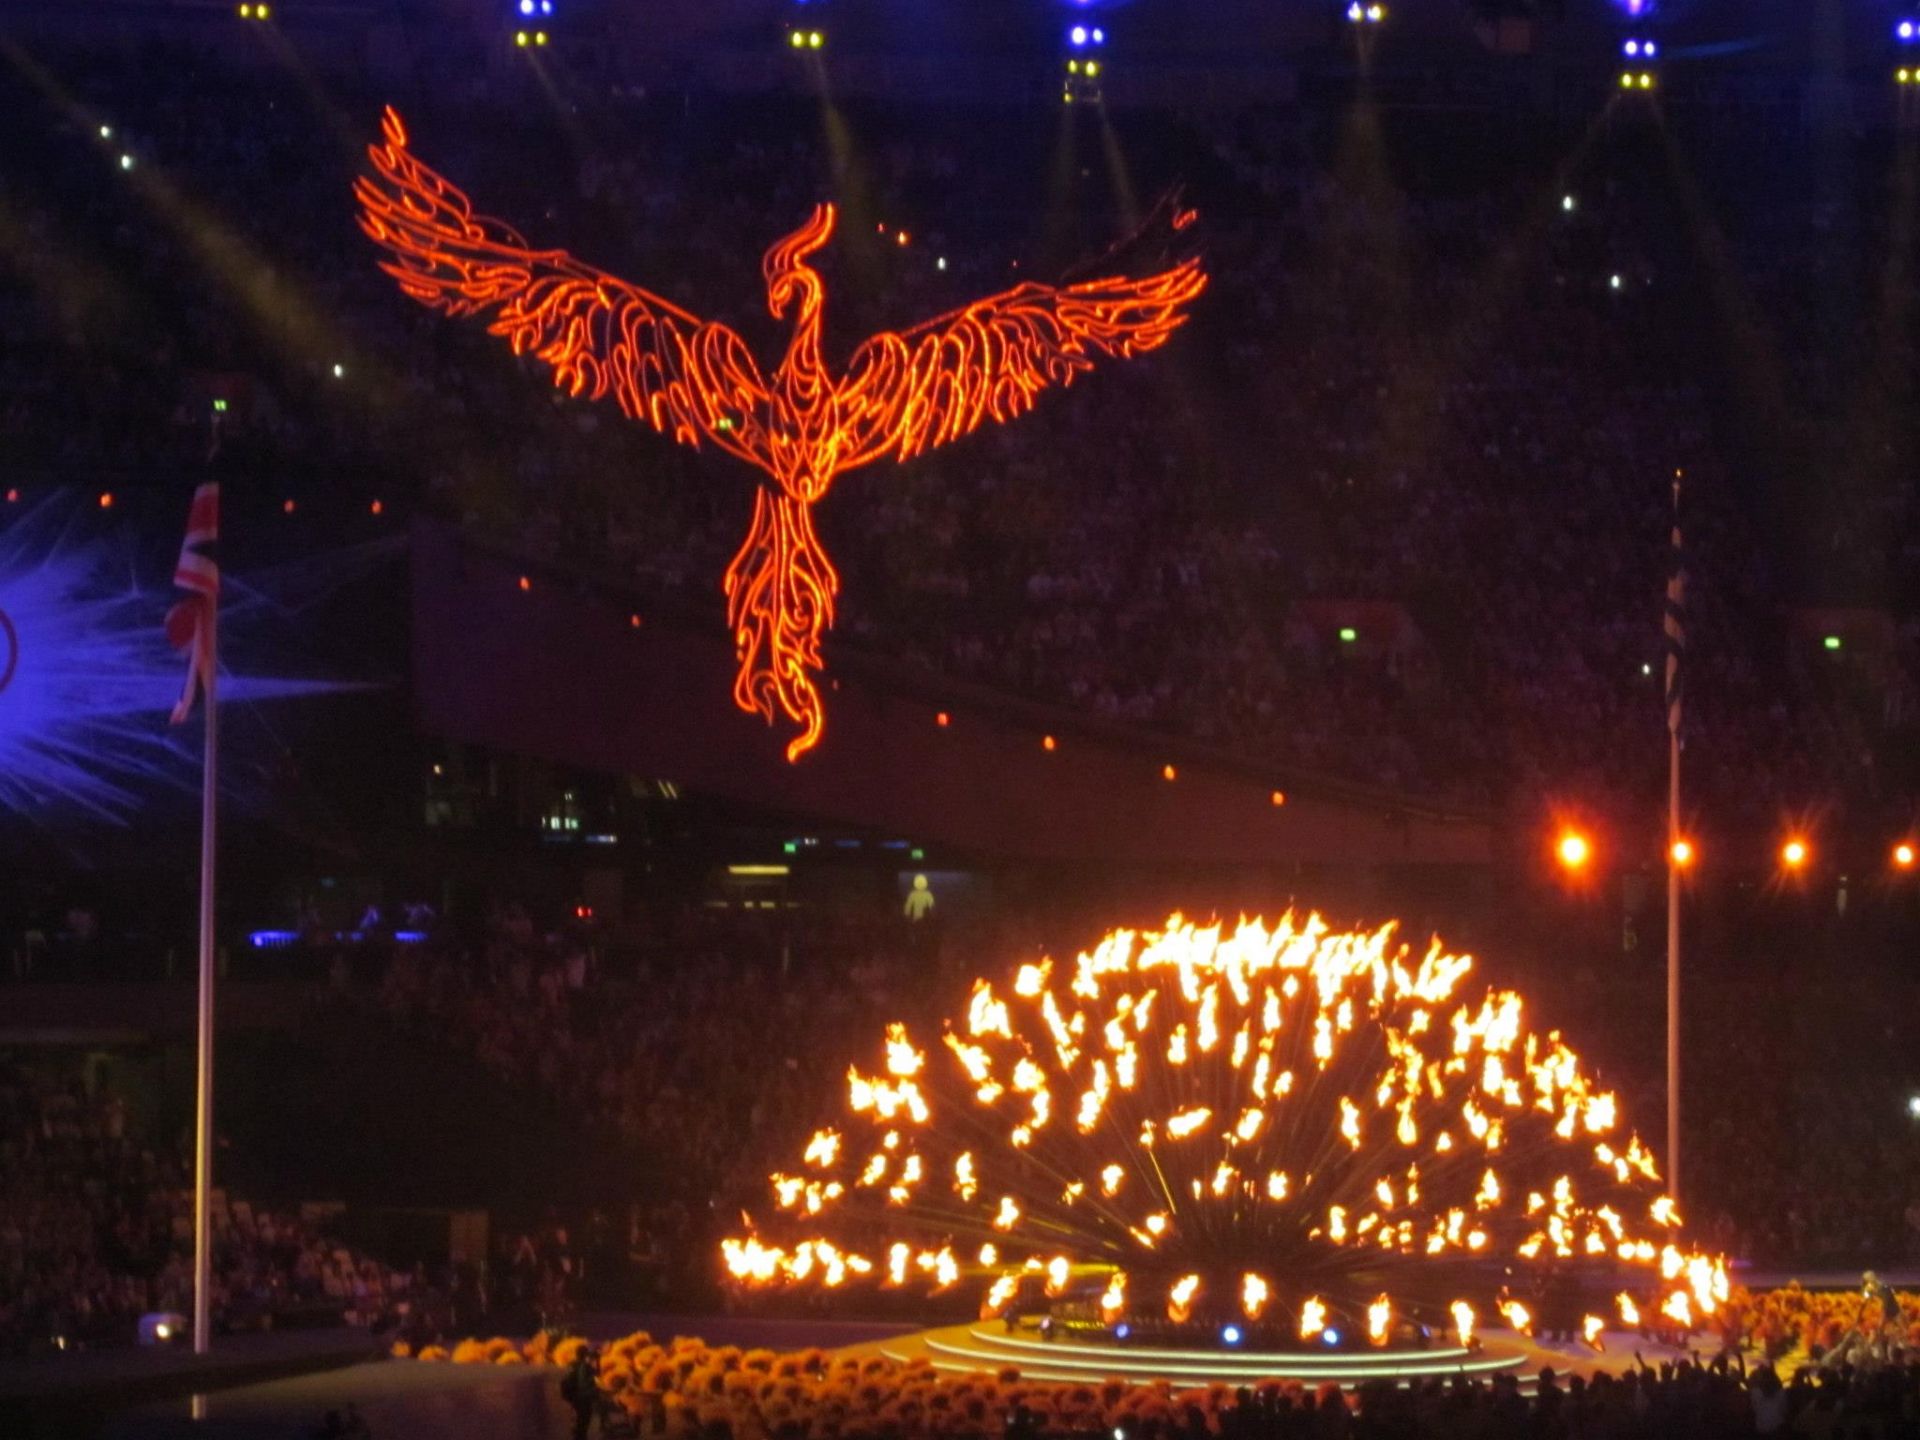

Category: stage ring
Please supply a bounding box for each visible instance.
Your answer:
[880,1323,1530,1388]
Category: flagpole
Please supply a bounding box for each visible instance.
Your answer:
[193,578,218,1355]
[1666,708,1680,1204]
[1664,470,1683,1206]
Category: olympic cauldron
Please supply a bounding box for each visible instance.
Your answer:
[724,915,1724,1381]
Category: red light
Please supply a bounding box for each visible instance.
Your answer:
[1270,790,1286,807]
[1162,764,1178,782]
[98,492,113,509]
[518,575,531,592]
[896,231,910,247]
[935,712,950,728]
[1042,735,1056,752]
[282,499,297,515]
[1894,842,1915,870]
[1556,831,1590,870]
[370,499,384,516]
[4,489,17,504]
[629,613,642,629]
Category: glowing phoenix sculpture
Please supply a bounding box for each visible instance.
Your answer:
[725,915,1729,1346]
[356,109,1206,760]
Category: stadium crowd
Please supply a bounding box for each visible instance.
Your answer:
[2,47,1914,830]
[0,1057,413,1355]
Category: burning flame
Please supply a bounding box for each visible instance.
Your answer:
[1241,1273,1270,1320]
[1367,1294,1392,1345]
[1299,1296,1328,1340]
[1168,1274,1201,1324]
[1451,1300,1475,1347]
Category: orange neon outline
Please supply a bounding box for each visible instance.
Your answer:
[357,108,1206,760]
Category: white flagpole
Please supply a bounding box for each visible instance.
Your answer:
[192,550,219,1356]
[1664,472,1683,1205]
[1666,708,1680,1203]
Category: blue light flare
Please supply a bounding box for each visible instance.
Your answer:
[0,494,369,824]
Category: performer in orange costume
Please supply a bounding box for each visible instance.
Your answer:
[356,109,1205,760]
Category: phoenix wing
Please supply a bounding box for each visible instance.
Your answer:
[355,107,769,466]
[840,233,1205,468]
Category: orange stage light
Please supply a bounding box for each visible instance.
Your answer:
[1781,839,1809,870]
[1556,831,1590,870]
[98,493,114,510]
[357,107,1205,761]
[1270,790,1286,807]
[1042,735,1057,752]
[1162,764,1177,782]
[1669,839,1693,867]
[1894,842,1915,870]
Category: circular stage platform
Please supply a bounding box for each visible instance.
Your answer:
[878,1322,1532,1388]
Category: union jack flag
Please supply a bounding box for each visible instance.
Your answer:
[166,483,219,725]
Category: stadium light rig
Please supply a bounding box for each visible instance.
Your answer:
[511,0,553,48]
[1346,2,1386,23]
[787,0,826,53]
[1555,829,1592,872]
[1063,22,1107,104]
[236,3,271,18]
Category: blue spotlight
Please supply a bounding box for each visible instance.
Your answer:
[1901,19,1918,42]
[1092,28,1104,43]
[1221,1325,1243,1345]
[518,0,532,12]
[1069,25,1088,46]
[1321,1328,1342,1346]
[1113,1323,1131,1340]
